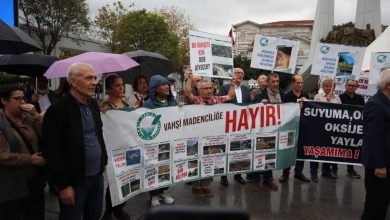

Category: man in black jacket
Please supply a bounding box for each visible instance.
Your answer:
[361,69,390,219]
[339,79,365,179]
[279,74,310,183]
[43,62,108,220]
[251,73,282,192]
[218,67,250,186]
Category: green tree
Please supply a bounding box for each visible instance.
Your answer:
[19,0,90,55]
[115,10,181,70]
[233,55,265,80]
[156,5,194,66]
[93,1,134,52]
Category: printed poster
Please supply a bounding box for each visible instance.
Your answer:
[311,43,365,78]
[250,35,300,74]
[189,30,234,79]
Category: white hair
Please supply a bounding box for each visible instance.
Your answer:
[197,80,211,90]
[377,69,390,90]
[321,78,334,87]
[67,62,94,84]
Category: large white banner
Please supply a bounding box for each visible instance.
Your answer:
[189,30,233,79]
[102,103,300,206]
[311,43,365,78]
[250,35,300,74]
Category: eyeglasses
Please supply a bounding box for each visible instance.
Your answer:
[10,96,26,102]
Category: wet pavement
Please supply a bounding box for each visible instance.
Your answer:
[44,165,383,220]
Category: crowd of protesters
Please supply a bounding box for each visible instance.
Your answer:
[0,60,389,220]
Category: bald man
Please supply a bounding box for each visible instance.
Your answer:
[218,67,251,186]
[279,74,310,183]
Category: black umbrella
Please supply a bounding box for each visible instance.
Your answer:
[0,54,59,77]
[0,19,42,54]
[119,50,173,84]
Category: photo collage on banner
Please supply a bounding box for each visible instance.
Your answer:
[111,146,142,201]
[201,136,227,177]
[250,35,300,74]
[143,142,172,190]
[172,138,200,183]
[227,134,252,174]
[253,133,278,171]
[189,30,234,79]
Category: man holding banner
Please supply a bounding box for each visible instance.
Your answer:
[280,74,310,183]
[184,69,236,196]
[218,67,250,186]
[251,73,282,191]
[339,79,365,179]
[361,69,390,220]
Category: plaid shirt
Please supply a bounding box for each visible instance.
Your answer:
[192,95,226,104]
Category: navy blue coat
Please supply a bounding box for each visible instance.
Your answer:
[362,90,390,169]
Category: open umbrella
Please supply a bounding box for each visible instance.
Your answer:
[119,50,173,83]
[44,52,139,79]
[0,54,59,77]
[0,19,42,54]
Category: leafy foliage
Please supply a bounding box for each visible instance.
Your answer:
[19,0,90,55]
[114,10,181,70]
[93,1,134,52]
[156,5,194,67]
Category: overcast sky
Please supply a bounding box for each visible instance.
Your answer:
[87,0,390,35]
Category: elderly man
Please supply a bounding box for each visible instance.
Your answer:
[218,67,250,186]
[312,78,341,182]
[361,69,390,220]
[43,62,108,220]
[251,73,282,192]
[339,79,365,179]
[185,69,235,196]
[279,74,310,183]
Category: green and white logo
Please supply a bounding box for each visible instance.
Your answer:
[260,38,268,46]
[320,46,330,54]
[377,54,387,63]
[137,112,161,140]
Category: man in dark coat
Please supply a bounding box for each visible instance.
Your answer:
[218,67,250,186]
[361,69,390,220]
[339,79,365,178]
[43,62,108,220]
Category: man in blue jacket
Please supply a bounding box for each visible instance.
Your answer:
[361,69,390,220]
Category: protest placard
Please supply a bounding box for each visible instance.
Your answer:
[298,101,363,165]
[189,30,233,79]
[250,35,300,74]
[311,43,365,78]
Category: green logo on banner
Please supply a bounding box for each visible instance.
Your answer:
[137,112,161,140]
[320,46,330,54]
[260,38,268,46]
[377,54,387,63]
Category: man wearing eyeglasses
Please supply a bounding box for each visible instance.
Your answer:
[218,67,250,186]
[339,79,365,178]
[43,62,108,220]
[184,69,235,197]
